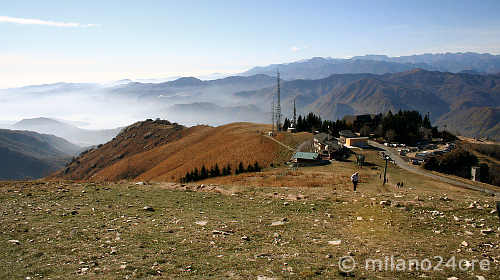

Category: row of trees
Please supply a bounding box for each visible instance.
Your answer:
[422,149,498,185]
[282,112,352,136]
[281,110,457,146]
[180,161,262,183]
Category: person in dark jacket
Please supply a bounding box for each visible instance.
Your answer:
[350,172,359,191]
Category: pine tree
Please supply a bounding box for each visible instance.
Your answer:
[214,164,220,177]
[247,164,254,172]
[253,161,261,172]
[192,168,199,181]
[225,164,231,175]
[236,162,245,174]
[200,165,208,179]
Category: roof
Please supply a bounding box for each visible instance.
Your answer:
[314,133,330,142]
[292,152,319,160]
[339,130,357,138]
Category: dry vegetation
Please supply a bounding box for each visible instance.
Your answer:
[2,159,499,279]
[55,122,310,183]
[5,125,499,279]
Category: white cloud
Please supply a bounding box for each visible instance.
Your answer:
[0,16,99,27]
[290,46,308,52]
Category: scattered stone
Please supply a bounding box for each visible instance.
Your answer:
[447,277,458,280]
[120,264,127,269]
[480,228,493,235]
[356,216,363,221]
[476,276,485,280]
[212,230,232,235]
[257,276,276,280]
[380,200,391,206]
[195,221,207,226]
[135,182,145,185]
[81,267,89,273]
[110,247,117,255]
[328,240,342,246]
[325,254,332,259]
[143,206,154,212]
[241,236,250,241]
[271,218,288,226]
[8,240,20,245]
[461,241,468,247]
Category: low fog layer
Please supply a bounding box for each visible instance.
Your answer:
[0,76,277,140]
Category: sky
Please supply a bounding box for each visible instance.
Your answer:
[2,0,500,88]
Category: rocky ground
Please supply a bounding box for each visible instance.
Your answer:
[1,178,499,279]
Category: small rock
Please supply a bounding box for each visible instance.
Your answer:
[447,277,458,280]
[257,276,276,280]
[271,221,286,226]
[135,182,145,185]
[81,267,89,273]
[461,241,468,247]
[325,254,332,259]
[110,247,117,255]
[195,221,207,226]
[480,228,493,235]
[143,206,154,212]
[120,264,127,269]
[328,240,342,246]
[356,216,363,221]
[476,276,486,280]
[241,236,250,241]
[8,240,20,245]
[379,200,391,206]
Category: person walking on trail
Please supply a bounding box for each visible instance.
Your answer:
[351,172,359,191]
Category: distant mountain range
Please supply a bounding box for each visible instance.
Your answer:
[238,69,500,140]
[12,118,122,147]
[1,52,499,140]
[0,129,81,180]
[242,52,500,80]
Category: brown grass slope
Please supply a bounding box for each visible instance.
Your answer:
[53,121,286,182]
[51,119,187,180]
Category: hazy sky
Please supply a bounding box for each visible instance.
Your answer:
[2,0,500,87]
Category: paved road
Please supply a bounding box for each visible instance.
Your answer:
[369,141,500,196]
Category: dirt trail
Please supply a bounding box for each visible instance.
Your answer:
[263,135,294,152]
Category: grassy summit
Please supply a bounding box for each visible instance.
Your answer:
[2,148,498,279]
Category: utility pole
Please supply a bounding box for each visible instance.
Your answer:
[293,98,296,129]
[276,69,281,131]
[383,156,389,185]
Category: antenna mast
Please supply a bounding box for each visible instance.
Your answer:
[276,69,281,131]
[293,98,296,128]
[271,95,275,133]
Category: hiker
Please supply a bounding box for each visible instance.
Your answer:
[351,172,359,191]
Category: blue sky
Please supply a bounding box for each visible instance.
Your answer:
[1,0,500,87]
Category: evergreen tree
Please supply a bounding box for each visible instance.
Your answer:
[192,168,199,181]
[225,164,231,175]
[253,161,261,172]
[214,164,221,177]
[282,118,290,130]
[200,165,208,179]
[236,162,245,174]
[247,164,254,172]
